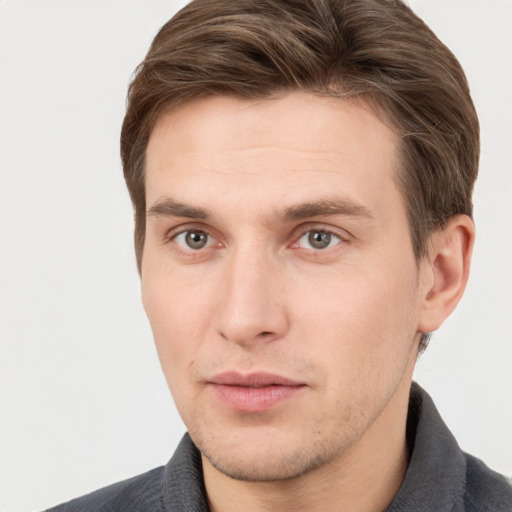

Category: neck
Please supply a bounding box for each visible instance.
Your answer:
[203,376,413,512]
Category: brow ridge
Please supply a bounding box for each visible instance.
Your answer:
[146,196,374,224]
[147,198,209,220]
[280,198,374,222]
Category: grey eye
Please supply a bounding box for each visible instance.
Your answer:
[297,230,341,250]
[308,231,332,249]
[175,230,210,250]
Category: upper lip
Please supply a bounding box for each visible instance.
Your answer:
[208,372,304,388]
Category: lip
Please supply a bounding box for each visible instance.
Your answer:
[207,372,306,413]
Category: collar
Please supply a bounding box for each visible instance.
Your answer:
[162,383,468,511]
[385,382,467,511]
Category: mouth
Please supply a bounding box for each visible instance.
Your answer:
[207,372,306,413]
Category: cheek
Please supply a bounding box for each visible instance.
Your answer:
[141,270,210,386]
[291,261,420,378]
[142,283,208,426]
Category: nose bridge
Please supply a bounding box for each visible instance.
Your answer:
[216,242,287,345]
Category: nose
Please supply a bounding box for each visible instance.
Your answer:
[215,247,289,347]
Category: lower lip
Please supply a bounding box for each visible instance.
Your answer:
[209,384,305,412]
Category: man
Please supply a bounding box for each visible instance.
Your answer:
[45,0,511,510]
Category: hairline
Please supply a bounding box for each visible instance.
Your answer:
[136,88,435,263]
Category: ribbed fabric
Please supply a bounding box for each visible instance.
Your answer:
[44,436,209,511]
[386,383,512,511]
[45,383,512,511]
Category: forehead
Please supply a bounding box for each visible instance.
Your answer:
[145,92,402,220]
[148,92,397,162]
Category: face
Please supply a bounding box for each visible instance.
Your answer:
[142,92,425,482]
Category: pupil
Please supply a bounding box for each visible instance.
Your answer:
[186,231,207,249]
[309,231,331,249]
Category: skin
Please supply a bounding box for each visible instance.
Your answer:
[142,92,474,512]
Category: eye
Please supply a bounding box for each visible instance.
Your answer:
[174,230,213,250]
[297,230,342,250]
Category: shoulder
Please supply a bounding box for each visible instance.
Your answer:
[387,384,512,512]
[44,466,166,512]
[463,453,512,512]
[43,434,208,512]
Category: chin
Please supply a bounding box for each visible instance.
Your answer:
[193,425,349,483]
[205,446,329,482]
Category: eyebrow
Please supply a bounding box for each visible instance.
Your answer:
[147,199,210,220]
[280,198,375,222]
[146,196,374,222]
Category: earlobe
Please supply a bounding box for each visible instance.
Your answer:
[417,215,475,334]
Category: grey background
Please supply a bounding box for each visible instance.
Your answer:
[1,1,511,510]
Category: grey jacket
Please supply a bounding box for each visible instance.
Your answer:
[45,383,512,511]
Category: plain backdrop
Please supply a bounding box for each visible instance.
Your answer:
[1,1,511,511]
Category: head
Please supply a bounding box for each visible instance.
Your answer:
[121,0,478,353]
[121,0,479,269]
[120,0,478,487]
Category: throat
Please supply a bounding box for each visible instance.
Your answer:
[202,435,409,512]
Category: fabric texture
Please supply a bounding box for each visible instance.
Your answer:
[45,383,512,511]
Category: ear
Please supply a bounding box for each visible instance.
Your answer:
[417,215,475,334]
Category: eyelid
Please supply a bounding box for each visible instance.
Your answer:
[289,223,352,247]
[164,223,223,251]
[164,222,213,241]
[161,221,350,252]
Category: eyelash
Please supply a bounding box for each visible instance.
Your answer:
[164,224,350,255]
[164,224,221,254]
[293,228,345,251]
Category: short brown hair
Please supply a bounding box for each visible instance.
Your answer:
[121,0,479,272]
